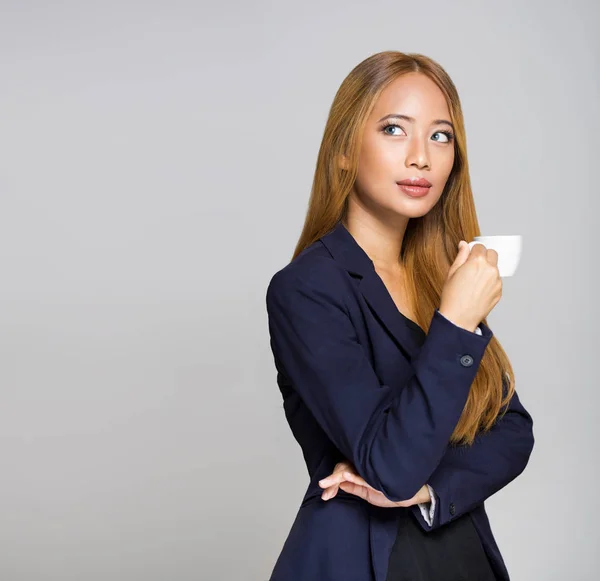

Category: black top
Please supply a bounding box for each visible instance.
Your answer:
[385,314,497,581]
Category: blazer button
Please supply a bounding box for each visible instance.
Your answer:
[449,503,456,516]
[460,355,474,367]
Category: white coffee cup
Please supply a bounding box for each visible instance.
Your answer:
[467,235,522,277]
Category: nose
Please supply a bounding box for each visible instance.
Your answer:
[405,137,430,170]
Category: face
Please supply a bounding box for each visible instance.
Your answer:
[344,72,455,221]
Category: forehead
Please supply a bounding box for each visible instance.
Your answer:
[370,73,450,121]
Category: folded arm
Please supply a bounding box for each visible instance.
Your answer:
[266,259,494,502]
[411,378,535,531]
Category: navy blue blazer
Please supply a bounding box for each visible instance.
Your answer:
[265,220,534,581]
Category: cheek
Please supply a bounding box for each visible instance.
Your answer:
[436,150,455,179]
[358,140,399,182]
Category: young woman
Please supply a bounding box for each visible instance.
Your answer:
[265,51,534,581]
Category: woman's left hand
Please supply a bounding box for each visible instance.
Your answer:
[318,461,431,508]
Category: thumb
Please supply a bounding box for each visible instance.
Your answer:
[448,240,470,277]
[457,240,471,258]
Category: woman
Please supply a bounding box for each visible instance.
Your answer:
[265,51,534,581]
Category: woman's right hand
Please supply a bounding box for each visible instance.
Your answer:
[438,241,502,332]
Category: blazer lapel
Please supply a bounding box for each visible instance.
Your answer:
[319,220,424,362]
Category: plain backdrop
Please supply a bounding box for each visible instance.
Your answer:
[0,1,598,579]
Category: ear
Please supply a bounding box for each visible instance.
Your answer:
[337,153,350,171]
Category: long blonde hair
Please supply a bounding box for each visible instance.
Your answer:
[290,51,514,446]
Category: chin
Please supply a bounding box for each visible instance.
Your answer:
[392,201,436,219]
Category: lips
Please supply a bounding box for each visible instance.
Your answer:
[396,178,432,188]
[396,178,432,198]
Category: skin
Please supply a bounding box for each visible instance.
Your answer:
[320,72,459,508]
[339,71,456,277]
[319,461,432,507]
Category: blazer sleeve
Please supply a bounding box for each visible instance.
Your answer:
[410,378,535,531]
[265,261,494,502]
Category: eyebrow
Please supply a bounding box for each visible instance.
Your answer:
[377,113,454,130]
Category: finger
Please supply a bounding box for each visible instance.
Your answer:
[325,467,363,495]
[339,481,368,500]
[468,243,487,258]
[329,461,352,479]
[448,241,470,277]
[320,461,358,486]
[334,461,352,473]
[343,471,378,491]
[322,484,340,500]
[319,471,348,488]
[320,459,362,488]
[322,473,366,500]
[486,248,498,266]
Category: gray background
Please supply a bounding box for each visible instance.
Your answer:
[0,1,597,579]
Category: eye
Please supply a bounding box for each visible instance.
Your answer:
[380,122,405,136]
[380,122,455,144]
[432,131,454,143]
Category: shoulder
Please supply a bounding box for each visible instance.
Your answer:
[266,241,353,308]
